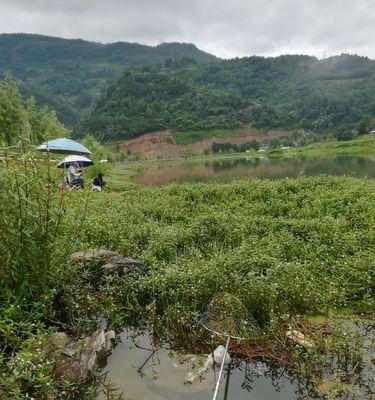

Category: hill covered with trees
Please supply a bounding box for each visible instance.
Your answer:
[0,33,217,126]
[83,54,375,141]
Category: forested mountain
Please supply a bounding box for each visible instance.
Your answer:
[2,33,375,143]
[83,54,375,141]
[0,33,217,125]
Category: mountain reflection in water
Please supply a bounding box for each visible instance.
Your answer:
[129,155,375,186]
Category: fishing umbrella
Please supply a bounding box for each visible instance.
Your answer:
[37,138,91,155]
[57,155,94,168]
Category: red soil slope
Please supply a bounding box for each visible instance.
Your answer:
[121,128,291,159]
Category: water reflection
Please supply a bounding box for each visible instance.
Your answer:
[100,329,313,400]
[129,155,375,186]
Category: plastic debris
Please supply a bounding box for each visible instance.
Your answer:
[184,354,214,384]
[213,345,231,365]
[286,328,313,347]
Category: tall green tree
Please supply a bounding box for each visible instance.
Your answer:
[0,75,69,148]
[0,74,25,147]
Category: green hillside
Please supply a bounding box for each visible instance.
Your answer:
[0,33,217,125]
[84,54,375,141]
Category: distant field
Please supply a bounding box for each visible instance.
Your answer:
[266,135,375,158]
[173,129,246,145]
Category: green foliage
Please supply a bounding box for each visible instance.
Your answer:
[85,53,375,141]
[0,33,216,127]
[174,129,245,145]
[0,75,25,147]
[337,130,356,141]
[83,66,245,140]
[211,140,260,153]
[0,75,69,148]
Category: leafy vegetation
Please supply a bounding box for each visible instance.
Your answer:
[0,33,216,126]
[0,75,69,147]
[211,140,260,153]
[265,135,375,158]
[173,129,246,145]
[1,147,374,397]
[85,53,375,141]
[66,177,374,329]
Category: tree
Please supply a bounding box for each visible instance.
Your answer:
[357,115,373,135]
[337,130,355,141]
[0,75,69,148]
[0,74,25,147]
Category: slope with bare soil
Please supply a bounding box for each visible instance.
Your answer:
[119,128,292,159]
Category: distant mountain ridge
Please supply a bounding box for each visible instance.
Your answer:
[2,33,375,143]
[0,33,217,125]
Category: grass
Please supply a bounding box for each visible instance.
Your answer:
[266,135,375,158]
[173,129,247,145]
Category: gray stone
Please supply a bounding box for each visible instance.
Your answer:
[55,354,82,382]
[104,330,116,350]
[70,249,120,263]
[55,329,114,382]
[80,329,106,374]
[101,256,147,276]
[62,340,84,357]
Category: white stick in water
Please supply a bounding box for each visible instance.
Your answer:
[212,336,231,400]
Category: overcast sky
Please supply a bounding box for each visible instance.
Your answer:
[1,0,374,59]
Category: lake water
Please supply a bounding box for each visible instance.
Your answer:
[129,155,375,186]
[100,329,313,400]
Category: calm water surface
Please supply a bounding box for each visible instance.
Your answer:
[129,155,375,186]
[101,329,313,400]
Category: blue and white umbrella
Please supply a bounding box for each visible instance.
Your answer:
[57,155,94,169]
[37,138,91,155]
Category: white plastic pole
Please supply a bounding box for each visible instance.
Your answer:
[212,336,231,400]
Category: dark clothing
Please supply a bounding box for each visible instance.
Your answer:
[93,176,105,188]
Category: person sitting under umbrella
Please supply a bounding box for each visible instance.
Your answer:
[92,173,106,191]
[66,161,84,189]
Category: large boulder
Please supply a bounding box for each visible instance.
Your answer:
[54,329,116,382]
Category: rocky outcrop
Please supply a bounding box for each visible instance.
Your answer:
[101,256,147,276]
[70,249,147,284]
[54,329,116,382]
[70,249,120,263]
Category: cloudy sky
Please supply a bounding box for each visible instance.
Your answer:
[1,0,374,59]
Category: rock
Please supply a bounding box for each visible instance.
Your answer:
[55,354,82,382]
[101,256,147,276]
[80,329,106,374]
[70,249,120,263]
[38,332,70,357]
[55,329,114,382]
[104,330,116,352]
[49,332,70,350]
[62,341,83,357]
